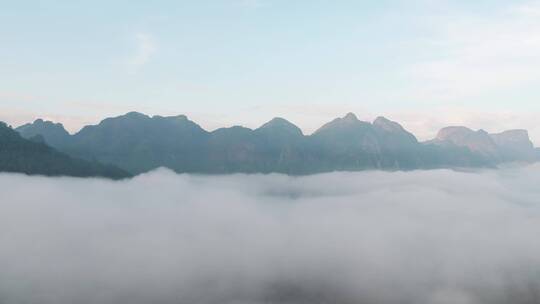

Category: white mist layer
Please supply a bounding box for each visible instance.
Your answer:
[1,167,540,304]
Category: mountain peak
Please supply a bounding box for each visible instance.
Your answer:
[29,118,66,129]
[266,117,290,125]
[490,129,535,160]
[436,126,474,140]
[123,111,149,119]
[433,126,538,162]
[373,116,390,123]
[314,113,369,135]
[171,114,188,121]
[95,112,151,127]
[435,126,499,157]
[343,112,358,122]
[212,125,253,136]
[15,118,71,147]
[153,114,189,122]
[373,116,418,144]
[491,129,531,142]
[257,117,303,136]
[374,116,403,132]
[2,121,130,179]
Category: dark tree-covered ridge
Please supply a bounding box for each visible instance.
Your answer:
[1,122,131,179]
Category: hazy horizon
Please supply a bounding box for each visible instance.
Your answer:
[2,0,540,143]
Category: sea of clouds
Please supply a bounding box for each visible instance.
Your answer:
[1,166,540,304]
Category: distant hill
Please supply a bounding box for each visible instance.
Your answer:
[17,119,71,148]
[1,122,131,179]
[13,112,540,175]
[64,112,209,174]
[490,130,537,162]
[430,126,537,163]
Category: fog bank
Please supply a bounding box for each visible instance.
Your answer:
[1,167,540,304]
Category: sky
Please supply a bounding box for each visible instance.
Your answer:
[1,0,540,143]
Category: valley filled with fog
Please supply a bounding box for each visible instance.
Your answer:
[1,166,540,304]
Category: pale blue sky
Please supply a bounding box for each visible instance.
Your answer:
[1,0,540,142]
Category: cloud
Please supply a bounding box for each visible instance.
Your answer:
[405,1,540,102]
[514,1,540,17]
[1,167,540,303]
[127,33,157,72]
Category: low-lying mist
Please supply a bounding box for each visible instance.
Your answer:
[1,166,540,304]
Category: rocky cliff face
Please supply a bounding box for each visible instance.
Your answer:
[490,130,536,162]
[432,126,537,163]
[434,127,500,159]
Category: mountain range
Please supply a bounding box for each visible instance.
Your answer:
[4,112,539,177]
[0,122,130,179]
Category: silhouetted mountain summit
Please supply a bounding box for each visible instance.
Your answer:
[257,117,303,137]
[67,112,209,173]
[373,116,418,143]
[314,112,368,134]
[16,119,71,148]
[1,122,130,179]
[13,112,539,175]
